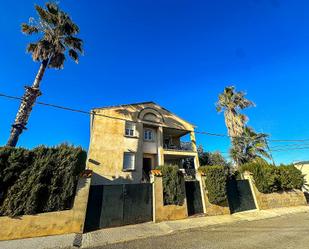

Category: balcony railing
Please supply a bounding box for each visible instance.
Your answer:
[163,142,193,151]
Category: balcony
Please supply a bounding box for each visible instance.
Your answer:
[162,127,196,156]
[163,141,193,152]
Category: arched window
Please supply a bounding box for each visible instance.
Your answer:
[143,113,159,123]
[138,108,164,123]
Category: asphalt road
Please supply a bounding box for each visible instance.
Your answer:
[92,212,309,249]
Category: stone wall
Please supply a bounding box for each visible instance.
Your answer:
[244,172,307,210]
[0,176,91,241]
[200,175,230,216]
[152,175,188,222]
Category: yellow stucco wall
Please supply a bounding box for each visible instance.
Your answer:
[295,163,309,192]
[200,176,230,216]
[87,102,197,185]
[152,176,188,222]
[87,114,141,184]
[0,177,91,241]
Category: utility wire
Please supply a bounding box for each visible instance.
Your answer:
[1,92,309,143]
[271,146,309,152]
[270,143,309,149]
[195,130,309,142]
[0,93,130,122]
[210,146,309,156]
[271,144,309,150]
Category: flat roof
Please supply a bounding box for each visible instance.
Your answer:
[294,161,309,165]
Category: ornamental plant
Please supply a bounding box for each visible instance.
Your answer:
[0,144,86,217]
[199,165,228,204]
[240,159,304,193]
[158,165,185,206]
[277,164,304,191]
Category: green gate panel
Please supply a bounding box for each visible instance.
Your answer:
[84,185,103,232]
[227,179,256,213]
[84,183,153,232]
[185,181,203,216]
[123,183,153,225]
[100,185,124,228]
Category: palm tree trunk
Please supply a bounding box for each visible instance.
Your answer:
[224,110,237,139]
[6,60,48,147]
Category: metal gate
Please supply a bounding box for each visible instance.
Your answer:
[227,178,256,213]
[185,181,204,216]
[84,183,153,232]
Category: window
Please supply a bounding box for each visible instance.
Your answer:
[123,152,135,171]
[143,113,160,122]
[144,129,154,141]
[125,122,135,137]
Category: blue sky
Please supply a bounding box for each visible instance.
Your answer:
[1,0,309,163]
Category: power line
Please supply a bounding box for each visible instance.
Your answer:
[271,146,309,152]
[195,130,309,143]
[271,143,309,148]
[0,92,130,122]
[1,92,309,143]
[270,143,309,149]
[210,146,309,156]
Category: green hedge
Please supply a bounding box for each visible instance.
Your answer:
[199,165,227,205]
[0,144,86,217]
[241,159,304,193]
[158,165,185,206]
[277,165,304,191]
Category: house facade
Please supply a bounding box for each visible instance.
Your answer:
[87,102,200,185]
[294,161,309,194]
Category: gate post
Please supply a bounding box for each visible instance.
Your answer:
[196,172,207,214]
[243,171,260,210]
[150,173,156,222]
[151,170,188,222]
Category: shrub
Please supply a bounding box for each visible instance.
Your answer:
[158,165,185,206]
[241,159,279,193]
[0,144,86,217]
[200,165,227,204]
[277,165,304,191]
[240,159,304,193]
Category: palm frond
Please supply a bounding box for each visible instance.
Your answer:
[64,36,83,53]
[22,2,83,68]
[68,49,79,63]
[215,104,222,112]
[35,5,53,23]
[26,43,38,53]
[54,41,66,53]
[48,52,65,69]
[61,19,80,35]
[21,23,39,34]
[46,2,59,15]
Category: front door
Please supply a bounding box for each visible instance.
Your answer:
[143,158,152,182]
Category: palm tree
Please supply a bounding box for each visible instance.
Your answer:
[230,126,271,165]
[216,86,255,138]
[7,2,83,147]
